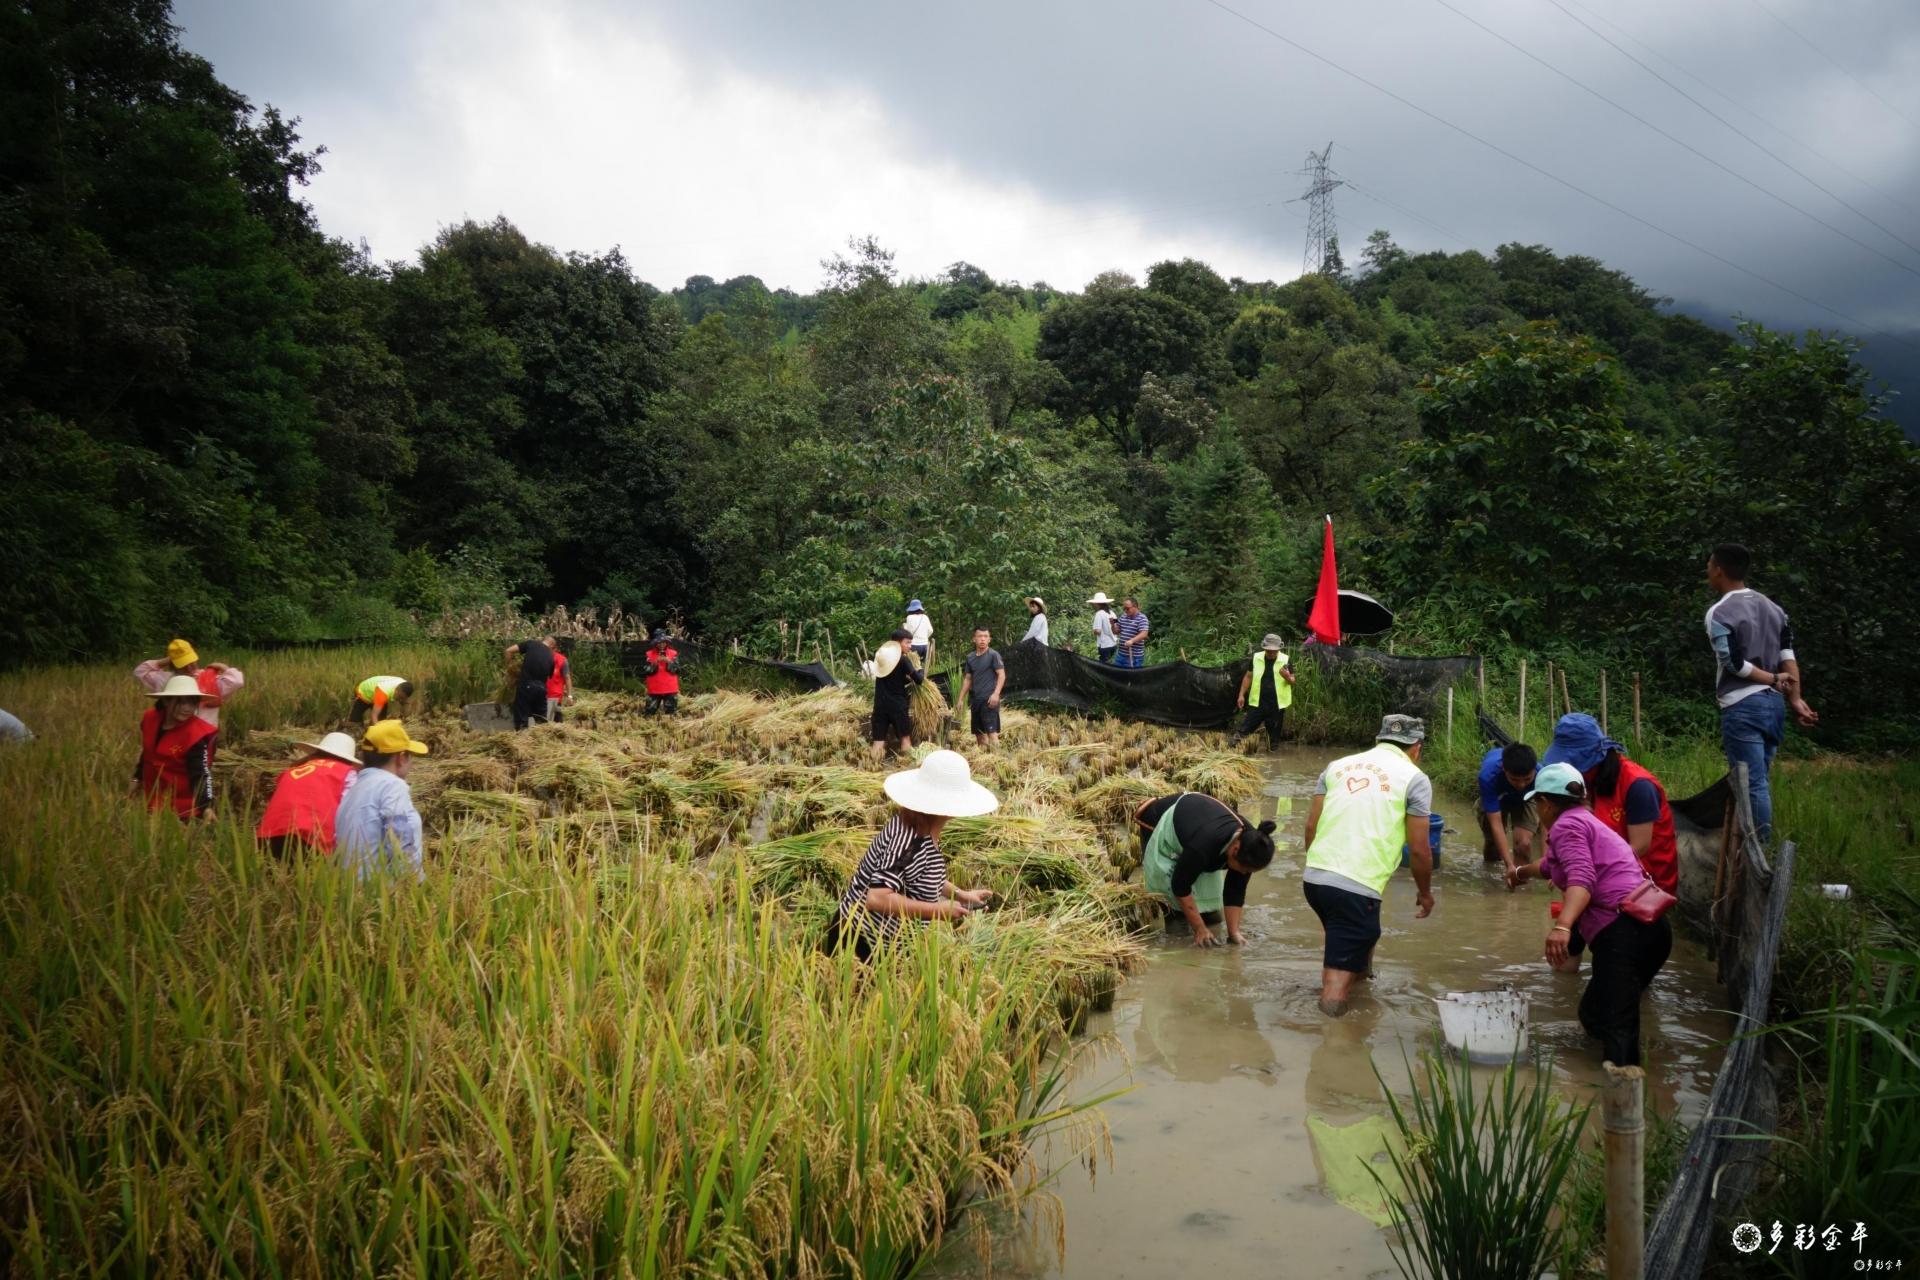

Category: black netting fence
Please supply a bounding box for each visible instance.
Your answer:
[988,639,1478,730]
[606,641,839,694]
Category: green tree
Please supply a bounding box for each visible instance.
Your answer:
[808,236,947,430]
[1146,257,1239,330]
[1036,287,1217,457]
[1152,435,1299,650]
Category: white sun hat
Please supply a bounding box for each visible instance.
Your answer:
[873,640,904,678]
[147,674,203,699]
[883,749,1000,818]
[1087,591,1114,605]
[301,731,362,765]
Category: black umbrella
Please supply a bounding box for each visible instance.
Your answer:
[1299,590,1395,637]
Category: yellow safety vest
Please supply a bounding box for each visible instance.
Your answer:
[1305,743,1423,895]
[355,675,408,706]
[1247,651,1293,709]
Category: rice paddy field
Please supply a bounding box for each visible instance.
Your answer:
[0,644,1266,1277]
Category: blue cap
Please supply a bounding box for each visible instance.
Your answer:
[1525,761,1587,801]
[907,599,924,612]
[1540,713,1623,774]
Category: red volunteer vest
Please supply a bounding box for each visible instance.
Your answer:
[1586,757,1678,894]
[139,708,218,817]
[256,758,357,850]
[195,666,224,708]
[545,652,569,700]
[645,646,680,696]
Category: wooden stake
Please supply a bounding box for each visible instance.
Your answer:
[1559,665,1572,718]
[1446,687,1454,751]
[1602,1063,1646,1280]
[1517,659,1527,742]
[1600,669,1609,735]
[1632,671,1642,744]
[1477,656,1486,702]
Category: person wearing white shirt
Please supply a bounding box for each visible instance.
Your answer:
[1022,597,1050,646]
[1088,592,1118,662]
[902,599,935,662]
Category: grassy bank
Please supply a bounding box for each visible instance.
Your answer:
[0,647,1267,1277]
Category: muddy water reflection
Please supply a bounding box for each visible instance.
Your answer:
[934,746,1733,1279]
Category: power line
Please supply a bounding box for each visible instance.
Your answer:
[1541,0,1920,264]
[1339,177,1475,248]
[1747,0,1918,130]
[1430,0,1920,277]
[1557,0,1920,226]
[1192,0,1917,351]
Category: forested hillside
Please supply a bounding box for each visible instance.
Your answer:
[3,2,1915,742]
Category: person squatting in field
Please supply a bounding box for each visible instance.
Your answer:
[830,749,998,961]
[350,675,412,724]
[256,732,361,856]
[333,720,429,879]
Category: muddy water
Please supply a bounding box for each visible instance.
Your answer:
[932,746,1733,1279]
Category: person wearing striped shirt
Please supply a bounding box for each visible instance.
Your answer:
[1114,597,1150,669]
[831,750,998,959]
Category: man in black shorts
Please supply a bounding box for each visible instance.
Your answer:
[869,628,925,761]
[955,626,1006,748]
[503,638,557,731]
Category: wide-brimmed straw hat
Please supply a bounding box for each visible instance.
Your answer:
[301,731,362,765]
[1087,592,1114,606]
[884,749,1000,818]
[873,640,904,678]
[1026,596,1047,612]
[147,674,203,699]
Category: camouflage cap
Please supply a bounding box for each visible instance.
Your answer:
[1376,714,1427,746]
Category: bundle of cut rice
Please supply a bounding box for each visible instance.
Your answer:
[907,661,949,742]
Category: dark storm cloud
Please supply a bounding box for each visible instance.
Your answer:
[175,0,1920,403]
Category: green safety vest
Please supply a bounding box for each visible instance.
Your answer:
[1305,743,1423,895]
[1247,651,1293,709]
[355,675,408,706]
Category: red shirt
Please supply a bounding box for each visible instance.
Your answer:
[256,757,358,850]
[645,646,680,696]
[1584,757,1679,894]
[545,652,570,701]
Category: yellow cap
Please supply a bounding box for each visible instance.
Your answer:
[360,720,429,756]
[167,638,198,669]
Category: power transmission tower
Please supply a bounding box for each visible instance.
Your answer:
[1290,141,1344,276]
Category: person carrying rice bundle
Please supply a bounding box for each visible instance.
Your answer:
[1134,792,1277,948]
[869,629,926,761]
[256,732,361,857]
[830,749,997,960]
[503,637,557,730]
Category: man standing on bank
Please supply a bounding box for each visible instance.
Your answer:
[955,626,1006,749]
[1704,543,1817,843]
[1114,597,1150,669]
[1301,714,1436,1016]
[1231,634,1295,751]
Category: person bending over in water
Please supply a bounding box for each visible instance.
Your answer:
[1510,762,1673,1067]
[1134,792,1277,947]
[1300,715,1436,1016]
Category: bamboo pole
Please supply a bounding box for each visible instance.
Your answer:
[1600,669,1609,735]
[1559,664,1572,718]
[1517,659,1528,742]
[1632,671,1642,744]
[1477,656,1486,702]
[1601,1063,1646,1280]
[1446,687,1454,751]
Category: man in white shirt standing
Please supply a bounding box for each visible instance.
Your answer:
[1088,592,1118,663]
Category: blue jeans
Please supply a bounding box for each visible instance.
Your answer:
[1721,690,1785,841]
[1115,646,1144,669]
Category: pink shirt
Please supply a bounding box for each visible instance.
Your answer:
[1540,805,1647,943]
[133,660,245,728]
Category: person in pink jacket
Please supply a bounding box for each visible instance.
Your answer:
[133,638,244,729]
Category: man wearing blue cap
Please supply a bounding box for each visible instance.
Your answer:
[1541,713,1678,895]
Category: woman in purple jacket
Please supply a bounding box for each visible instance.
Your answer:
[1511,761,1673,1066]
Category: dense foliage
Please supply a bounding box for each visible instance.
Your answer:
[2,1,1915,742]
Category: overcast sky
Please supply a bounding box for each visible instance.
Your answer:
[175,0,1920,401]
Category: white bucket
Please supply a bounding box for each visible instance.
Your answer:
[1435,989,1530,1063]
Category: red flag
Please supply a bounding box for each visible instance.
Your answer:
[1307,514,1341,645]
